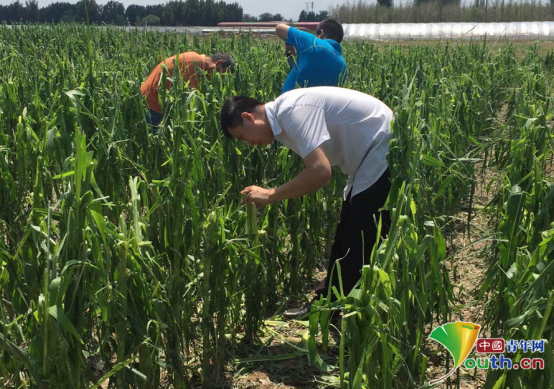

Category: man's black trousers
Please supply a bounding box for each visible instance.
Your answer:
[315,168,391,300]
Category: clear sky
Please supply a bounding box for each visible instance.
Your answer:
[0,0,342,20]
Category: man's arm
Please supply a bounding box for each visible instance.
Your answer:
[276,24,290,41]
[241,147,331,207]
[277,24,296,69]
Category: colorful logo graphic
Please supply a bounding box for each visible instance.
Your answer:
[428,323,545,385]
[428,321,481,385]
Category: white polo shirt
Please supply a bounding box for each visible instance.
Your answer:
[265,87,393,200]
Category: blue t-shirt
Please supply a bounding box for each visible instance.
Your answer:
[282,27,347,94]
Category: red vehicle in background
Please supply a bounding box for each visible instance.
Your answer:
[217,22,319,31]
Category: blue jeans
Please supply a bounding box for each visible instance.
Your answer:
[148,109,163,128]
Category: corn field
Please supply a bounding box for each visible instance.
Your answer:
[0,25,552,388]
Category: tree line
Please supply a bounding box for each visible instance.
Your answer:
[3,0,551,26]
[0,0,243,26]
[242,10,329,22]
[0,0,333,26]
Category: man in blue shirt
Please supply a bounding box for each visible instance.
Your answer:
[276,20,347,94]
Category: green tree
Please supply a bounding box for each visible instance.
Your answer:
[75,0,100,23]
[125,4,146,25]
[7,1,25,23]
[184,0,200,25]
[161,2,175,25]
[377,0,393,7]
[0,5,7,22]
[145,5,164,19]
[101,1,125,25]
[25,0,40,21]
[162,1,187,25]
[258,12,274,21]
[222,1,242,21]
[298,10,317,21]
[137,14,160,25]
[40,2,76,23]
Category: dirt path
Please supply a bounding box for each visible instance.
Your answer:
[425,161,500,389]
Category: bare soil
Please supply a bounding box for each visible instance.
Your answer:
[423,155,502,389]
[229,265,339,389]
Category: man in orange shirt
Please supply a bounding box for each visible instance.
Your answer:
[141,52,234,127]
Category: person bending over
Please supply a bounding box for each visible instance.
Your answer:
[141,52,234,127]
[220,86,392,319]
[276,19,347,94]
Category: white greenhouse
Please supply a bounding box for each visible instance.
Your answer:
[342,21,554,40]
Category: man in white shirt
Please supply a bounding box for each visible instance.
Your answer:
[220,87,393,319]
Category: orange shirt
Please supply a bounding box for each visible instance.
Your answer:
[141,52,207,114]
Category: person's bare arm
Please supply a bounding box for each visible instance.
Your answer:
[241,147,332,207]
[276,23,290,41]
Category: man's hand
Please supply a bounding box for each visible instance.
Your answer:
[240,148,331,208]
[241,186,275,208]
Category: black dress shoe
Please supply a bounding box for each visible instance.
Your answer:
[282,305,310,320]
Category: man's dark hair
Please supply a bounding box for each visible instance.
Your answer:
[210,53,235,72]
[316,19,344,44]
[220,95,263,139]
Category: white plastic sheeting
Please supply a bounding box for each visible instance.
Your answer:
[343,22,554,40]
